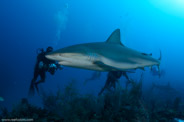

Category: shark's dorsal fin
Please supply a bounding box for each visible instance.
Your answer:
[106,29,124,46]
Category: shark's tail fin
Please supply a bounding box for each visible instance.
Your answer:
[158,50,162,61]
[157,50,162,75]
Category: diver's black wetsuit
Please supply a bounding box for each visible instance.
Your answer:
[98,71,132,95]
[29,47,61,96]
[98,71,123,96]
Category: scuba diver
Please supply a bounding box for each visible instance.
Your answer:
[84,71,101,85]
[29,46,62,96]
[150,67,166,78]
[99,71,131,96]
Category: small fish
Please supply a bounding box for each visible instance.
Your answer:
[0,96,4,101]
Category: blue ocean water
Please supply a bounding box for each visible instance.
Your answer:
[0,0,184,117]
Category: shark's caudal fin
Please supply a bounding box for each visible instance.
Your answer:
[158,50,162,61]
[106,29,124,46]
[156,50,162,75]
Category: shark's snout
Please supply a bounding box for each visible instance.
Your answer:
[45,54,57,61]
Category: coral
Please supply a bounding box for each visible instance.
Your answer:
[173,97,181,111]
[1,79,184,121]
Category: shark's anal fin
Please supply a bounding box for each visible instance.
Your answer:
[93,61,135,73]
[106,29,125,46]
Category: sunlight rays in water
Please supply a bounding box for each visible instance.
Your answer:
[150,0,184,18]
[54,3,69,46]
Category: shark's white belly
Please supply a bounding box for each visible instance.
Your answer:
[101,56,137,70]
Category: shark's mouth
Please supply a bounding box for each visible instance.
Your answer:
[59,60,67,65]
[58,59,73,65]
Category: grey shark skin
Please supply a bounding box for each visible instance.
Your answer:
[46,29,161,71]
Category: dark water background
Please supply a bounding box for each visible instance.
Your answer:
[0,0,184,110]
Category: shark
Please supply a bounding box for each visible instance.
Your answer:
[46,29,161,72]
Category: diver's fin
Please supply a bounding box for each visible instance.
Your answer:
[106,29,124,46]
[28,81,35,96]
[93,61,134,73]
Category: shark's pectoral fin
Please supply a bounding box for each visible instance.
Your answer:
[93,61,112,70]
[93,61,135,73]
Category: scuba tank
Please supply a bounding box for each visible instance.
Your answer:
[36,48,46,66]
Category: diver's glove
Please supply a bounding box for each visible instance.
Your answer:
[55,63,63,70]
[58,65,63,70]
